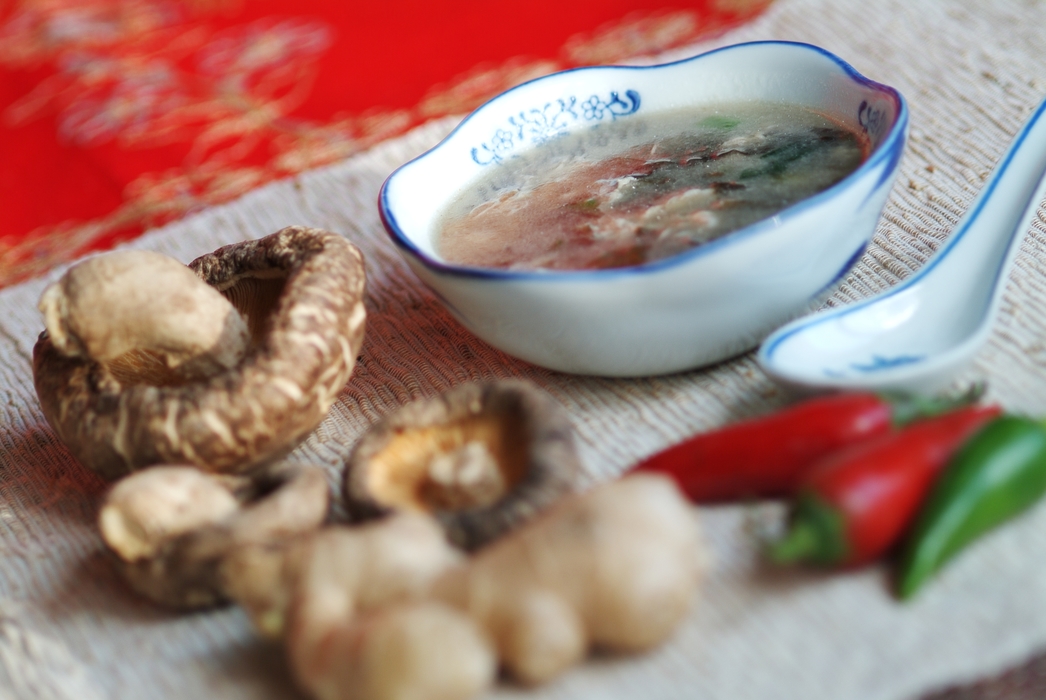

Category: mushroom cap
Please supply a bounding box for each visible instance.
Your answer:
[103,462,330,609]
[99,466,241,562]
[342,380,581,549]
[33,227,367,479]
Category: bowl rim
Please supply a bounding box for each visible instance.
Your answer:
[378,40,908,282]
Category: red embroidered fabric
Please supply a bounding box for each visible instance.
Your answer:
[0,0,771,288]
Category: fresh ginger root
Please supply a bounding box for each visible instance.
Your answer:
[282,515,467,687]
[224,513,490,700]
[299,601,497,700]
[432,472,704,684]
[224,512,463,638]
[229,473,703,700]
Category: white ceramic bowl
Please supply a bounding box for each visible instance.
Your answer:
[379,41,908,376]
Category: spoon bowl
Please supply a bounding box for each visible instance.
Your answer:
[758,98,1046,393]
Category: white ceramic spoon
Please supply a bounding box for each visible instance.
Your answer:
[758,98,1046,393]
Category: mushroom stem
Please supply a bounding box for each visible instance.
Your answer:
[39,250,250,380]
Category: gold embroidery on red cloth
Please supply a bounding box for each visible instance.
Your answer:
[713,0,775,12]
[0,0,773,288]
[418,58,563,118]
[563,10,701,65]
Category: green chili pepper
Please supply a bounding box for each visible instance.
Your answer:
[897,415,1046,599]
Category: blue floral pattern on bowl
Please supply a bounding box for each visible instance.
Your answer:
[858,100,889,142]
[821,354,927,378]
[471,89,641,165]
[380,41,909,377]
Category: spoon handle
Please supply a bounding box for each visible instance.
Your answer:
[758,97,1046,392]
[924,99,1046,314]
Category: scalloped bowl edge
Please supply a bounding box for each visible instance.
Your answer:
[379,41,908,376]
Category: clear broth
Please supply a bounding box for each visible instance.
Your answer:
[436,102,870,271]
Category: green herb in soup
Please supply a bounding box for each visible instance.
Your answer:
[436,103,870,271]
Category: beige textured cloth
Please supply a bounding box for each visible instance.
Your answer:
[4,0,1046,698]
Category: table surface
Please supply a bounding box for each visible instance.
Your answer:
[3,1,1046,699]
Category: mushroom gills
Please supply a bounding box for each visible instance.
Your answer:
[78,272,290,387]
[343,381,582,549]
[366,415,529,513]
[106,349,197,387]
[106,272,306,384]
[217,273,290,345]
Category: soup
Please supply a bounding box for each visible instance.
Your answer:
[436,102,870,271]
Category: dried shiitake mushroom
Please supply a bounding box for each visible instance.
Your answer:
[342,381,580,549]
[100,462,330,608]
[33,226,366,479]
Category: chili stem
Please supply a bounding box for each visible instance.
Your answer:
[768,521,820,563]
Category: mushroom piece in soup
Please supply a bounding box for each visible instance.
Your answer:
[436,103,870,271]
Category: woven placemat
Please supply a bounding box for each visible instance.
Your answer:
[2,1,1046,699]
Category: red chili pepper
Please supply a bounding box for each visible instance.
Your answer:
[632,390,978,503]
[769,403,1002,567]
